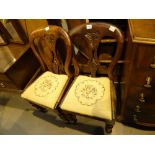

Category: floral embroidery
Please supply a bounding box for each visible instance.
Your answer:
[75,80,105,106]
[81,85,97,99]
[34,74,59,97]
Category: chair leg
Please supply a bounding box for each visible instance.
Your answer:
[30,103,77,124]
[66,113,77,124]
[57,109,77,124]
[105,121,114,134]
[57,111,70,123]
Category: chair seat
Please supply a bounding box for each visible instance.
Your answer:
[21,71,68,109]
[60,75,112,120]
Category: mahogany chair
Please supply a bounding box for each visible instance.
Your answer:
[59,22,124,133]
[21,25,75,123]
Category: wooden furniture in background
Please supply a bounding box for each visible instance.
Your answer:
[0,19,69,92]
[19,19,48,39]
[1,19,28,44]
[0,44,40,91]
[66,19,88,30]
[120,19,155,127]
[0,19,50,91]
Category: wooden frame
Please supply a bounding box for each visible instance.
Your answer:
[0,34,8,45]
[2,19,28,44]
[0,21,10,45]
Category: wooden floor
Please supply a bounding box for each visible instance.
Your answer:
[0,91,155,135]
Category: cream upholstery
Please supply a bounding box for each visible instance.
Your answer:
[21,71,68,109]
[60,75,112,120]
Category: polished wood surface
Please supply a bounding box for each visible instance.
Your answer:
[66,19,87,30]
[24,19,48,38]
[0,19,47,91]
[0,46,40,90]
[69,22,124,79]
[6,48,40,89]
[129,19,155,44]
[67,19,127,85]
[121,19,155,127]
[0,44,29,73]
[29,25,72,77]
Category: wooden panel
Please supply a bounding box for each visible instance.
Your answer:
[6,48,40,89]
[129,19,155,44]
[133,44,155,70]
[126,86,155,106]
[18,19,49,39]
[124,110,155,127]
[130,71,155,89]
[133,113,155,127]
[0,44,29,73]
[0,73,11,81]
[66,19,86,30]
[121,20,155,127]
[18,19,28,38]
[25,19,48,38]
[0,79,17,89]
[0,20,43,91]
[89,19,127,34]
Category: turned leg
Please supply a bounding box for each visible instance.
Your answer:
[105,121,115,134]
[66,113,77,124]
[57,109,77,124]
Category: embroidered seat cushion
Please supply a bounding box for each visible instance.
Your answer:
[60,75,112,120]
[21,71,68,109]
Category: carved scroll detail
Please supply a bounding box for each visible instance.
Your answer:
[84,32,100,48]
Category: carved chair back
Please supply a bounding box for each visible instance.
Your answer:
[69,22,124,80]
[29,25,72,77]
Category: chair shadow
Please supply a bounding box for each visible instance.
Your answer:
[0,92,34,111]
[67,123,104,135]
[33,110,66,128]
[0,97,10,106]
[33,110,104,135]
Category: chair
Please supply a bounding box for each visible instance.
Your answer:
[59,22,124,133]
[21,25,75,123]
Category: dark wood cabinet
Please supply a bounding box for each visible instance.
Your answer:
[0,44,40,91]
[0,19,50,91]
[120,19,155,127]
